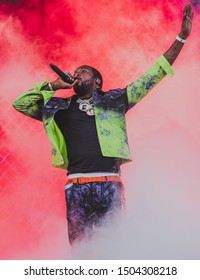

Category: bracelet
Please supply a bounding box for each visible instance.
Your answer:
[176,34,187,44]
[48,83,54,91]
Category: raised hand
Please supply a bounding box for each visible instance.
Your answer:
[179,4,194,39]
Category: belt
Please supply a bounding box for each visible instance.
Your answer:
[66,175,121,185]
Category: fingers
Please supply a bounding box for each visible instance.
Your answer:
[63,78,79,89]
[71,79,79,87]
[55,74,78,87]
[52,72,78,89]
[51,76,77,90]
[65,72,74,83]
[184,4,194,19]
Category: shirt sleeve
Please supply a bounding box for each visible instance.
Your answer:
[12,82,55,121]
[126,55,174,110]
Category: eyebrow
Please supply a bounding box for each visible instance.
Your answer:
[74,67,90,74]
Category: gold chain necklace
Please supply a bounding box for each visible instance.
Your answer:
[76,96,95,116]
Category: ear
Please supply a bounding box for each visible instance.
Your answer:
[95,78,101,86]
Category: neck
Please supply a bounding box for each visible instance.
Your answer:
[81,92,93,99]
[77,86,99,99]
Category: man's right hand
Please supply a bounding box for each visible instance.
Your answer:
[51,75,79,91]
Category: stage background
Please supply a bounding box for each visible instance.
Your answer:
[0,0,200,259]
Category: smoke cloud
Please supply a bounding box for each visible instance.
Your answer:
[0,0,200,259]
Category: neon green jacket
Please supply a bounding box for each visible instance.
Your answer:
[13,55,174,169]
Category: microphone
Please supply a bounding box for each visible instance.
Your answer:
[49,64,77,84]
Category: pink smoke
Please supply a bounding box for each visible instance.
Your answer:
[0,0,200,259]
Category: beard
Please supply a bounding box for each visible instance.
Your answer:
[73,80,94,97]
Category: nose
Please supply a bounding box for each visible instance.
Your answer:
[74,72,82,81]
[75,72,81,77]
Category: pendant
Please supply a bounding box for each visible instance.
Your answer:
[79,103,91,112]
[86,108,95,116]
[77,97,95,116]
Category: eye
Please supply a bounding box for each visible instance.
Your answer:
[81,69,87,73]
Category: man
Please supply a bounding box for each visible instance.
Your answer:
[13,5,193,244]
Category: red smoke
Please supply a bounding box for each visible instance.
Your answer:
[0,0,200,259]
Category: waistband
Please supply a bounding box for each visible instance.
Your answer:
[67,175,121,184]
[64,175,121,190]
[67,172,119,179]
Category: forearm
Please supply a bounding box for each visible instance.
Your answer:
[41,81,58,91]
[164,4,193,65]
[41,78,76,91]
[163,37,185,65]
[13,82,54,120]
[126,55,174,109]
[41,84,51,90]
[13,78,73,119]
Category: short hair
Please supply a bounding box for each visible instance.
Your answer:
[78,65,103,89]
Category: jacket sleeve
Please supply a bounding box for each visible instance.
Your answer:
[12,82,56,121]
[126,55,174,110]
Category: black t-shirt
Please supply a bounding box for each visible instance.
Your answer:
[54,96,118,175]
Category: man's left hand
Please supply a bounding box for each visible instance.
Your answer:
[179,4,194,39]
